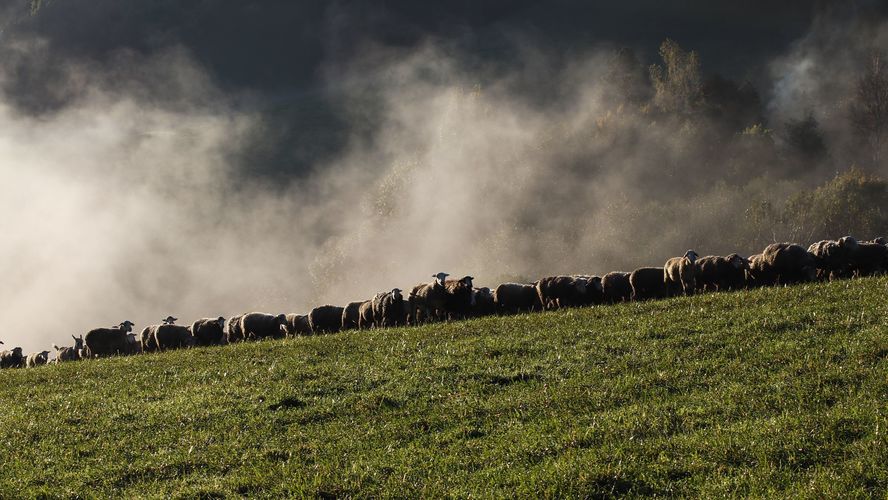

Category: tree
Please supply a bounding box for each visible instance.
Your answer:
[850,51,888,168]
[783,112,828,166]
[649,39,702,115]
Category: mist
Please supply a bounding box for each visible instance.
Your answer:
[1,8,887,353]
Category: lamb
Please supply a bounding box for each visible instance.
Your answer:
[536,276,588,310]
[153,324,194,350]
[493,283,541,314]
[241,313,288,340]
[52,335,84,363]
[358,300,375,329]
[341,302,363,331]
[308,305,344,334]
[601,272,632,303]
[284,313,312,336]
[0,347,24,368]
[84,320,135,358]
[192,317,226,346]
[26,351,51,368]
[225,314,246,343]
[695,254,748,292]
[629,268,667,301]
[664,250,699,296]
[372,288,407,327]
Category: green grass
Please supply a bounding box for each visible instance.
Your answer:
[1,278,887,498]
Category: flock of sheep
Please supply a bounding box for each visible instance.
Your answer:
[1,235,885,370]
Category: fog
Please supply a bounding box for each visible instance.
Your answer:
[0,11,886,353]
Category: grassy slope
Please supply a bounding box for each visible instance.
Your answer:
[1,279,886,498]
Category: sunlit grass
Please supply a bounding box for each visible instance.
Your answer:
[1,278,886,497]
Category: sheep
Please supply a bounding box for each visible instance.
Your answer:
[308,305,344,334]
[750,240,820,285]
[664,250,699,296]
[629,268,666,301]
[695,254,748,292]
[536,276,588,310]
[84,321,135,358]
[744,253,770,287]
[442,277,476,320]
[493,283,541,314]
[52,335,84,363]
[471,287,498,317]
[26,350,51,368]
[409,272,459,323]
[849,241,888,277]
[808,238,857,280]
[225,314,246,343]
[358,299,375,329]
[601,272,632,303]
[191,317,226,346]
[0,347,24,368]
[124,333,142,355]
[284,313,312,336]
[574,275,605,305]
[341,302,363,331]
[241,313,288,340]
[153,324,194,350]
[139,316,179,352]
[372,288,407,327]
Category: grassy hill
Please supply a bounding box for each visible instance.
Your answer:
[1,278,886,497]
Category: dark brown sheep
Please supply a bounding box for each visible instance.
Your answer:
[536,276,588,310]
[341,302,363,331]
[241,313,288,340]
[601,272,632,303]
[284,313,312,336]
[373,289,407,327]
[225,314,246,343]
[695,254,748,292]
[0,347,24,368]
[153,324,194,350]
[309,305,344,334]
[84,321,135,358]
[192,317,226,346]
[629,268,666,301]
[358,300,375,329]
[52,335,84,363]
[493,283,541,314]
[664,250,698,296]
